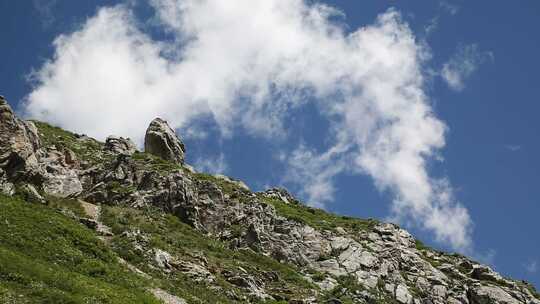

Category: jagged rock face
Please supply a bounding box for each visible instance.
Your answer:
[144,118,185,164]
[0,97,83,197]
[40,148,83,197]
[104,136,137,155]
[0,96,42,192]
[0,96,41,162]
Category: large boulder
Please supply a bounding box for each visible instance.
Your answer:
[0,96,41,180]
[468,285,521,304]
[0,96,40,161]
[144,118,185,164]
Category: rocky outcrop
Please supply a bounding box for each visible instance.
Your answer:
[39,148,83,197]
[0,96,41,185]
[150,289,187,304]
[144,118,185,164]
[0,96,40,161]
[104,136,137,155]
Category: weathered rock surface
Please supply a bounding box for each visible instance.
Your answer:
[144,118,185,164]
[40,148,83,197]
[0,96,41,182]
[151,288,187,304]
[0,97,538,304]
[104,136,137,155]
[0,96,40,160]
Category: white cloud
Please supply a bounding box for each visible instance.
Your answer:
[441,44,493,91]
[525,260,538,273]
[24,0,472,251]
[193,153,228,175]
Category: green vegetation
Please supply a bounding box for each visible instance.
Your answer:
[520,282,540,300]
[192,172,251,199]
[260,196,377,233]
[45,195,87,218]
[33,121,108,165]
[100,204,316,303]
[0,194,159,304]
[415,239,430,251]
[327,275,365,302]
[131,151,183,175]
[107,180,137,195]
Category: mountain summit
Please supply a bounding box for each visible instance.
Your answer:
[0,96,538,303]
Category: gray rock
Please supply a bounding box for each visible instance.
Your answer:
[104,136,137,155]
[471,265,503,282]
[395,284,413,304]
[144,118,185,164]
[151,288,187,304]
[176,261,215,283]
[314,258,346,277]
[431,284,447,299]
[40,151,83,197]
[315,276,338,291]
[154,248,173,270]
[214,174,250,191]
[18,184,45,204]
[338,244,365,272]
[0,98,40,153]
[0,97,41,178]
[468,285,521,304]
[225,271,273,300]
[43,168,83,197]
[0,169,14,195]
[79,218,99,230]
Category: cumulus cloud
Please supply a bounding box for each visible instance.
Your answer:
[24,0,472,251]
[441,44,492,91]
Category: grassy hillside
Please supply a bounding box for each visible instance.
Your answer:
[0,194,160,304]
[0,193,319,303]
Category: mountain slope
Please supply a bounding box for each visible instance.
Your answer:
[0,95,538,304]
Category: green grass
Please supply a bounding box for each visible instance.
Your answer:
[521,282,540,300]
[0,194,160,304]
[259,196,377,233]
[131,151,183,175]
[33,121,108,165]
[100,204,316,302]
[45,195,87,218]
[192,172,251,200]
[107,181,137,195]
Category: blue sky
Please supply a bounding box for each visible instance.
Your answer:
[1,0,539,287]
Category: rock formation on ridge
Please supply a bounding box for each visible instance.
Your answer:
[144,118,186,164]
